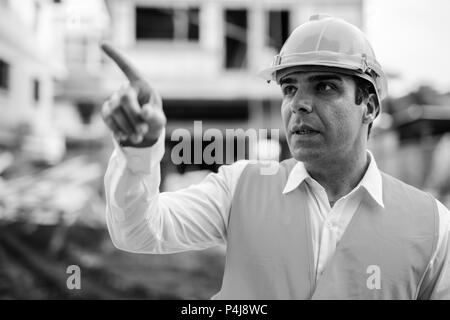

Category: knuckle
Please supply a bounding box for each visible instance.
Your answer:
[102,101,117,118]
[101,102,110,118]
[104,118,116,132]
[110,91,121,104]
[120,90,138,107]
[140,104,153,120]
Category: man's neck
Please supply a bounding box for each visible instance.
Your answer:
[304,151,370,206]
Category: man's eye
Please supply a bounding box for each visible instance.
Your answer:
[282,85,297,96]
[316,82,335,93]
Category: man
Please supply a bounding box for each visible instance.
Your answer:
[101,15,450,299]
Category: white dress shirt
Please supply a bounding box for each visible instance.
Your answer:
[105,132,450,299]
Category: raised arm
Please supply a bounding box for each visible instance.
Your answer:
[101,43,248,254]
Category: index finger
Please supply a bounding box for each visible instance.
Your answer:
[101,42,142,83]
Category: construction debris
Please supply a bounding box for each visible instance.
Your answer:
[0,151,224,299]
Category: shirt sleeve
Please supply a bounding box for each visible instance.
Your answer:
[104,130,249,254]
[417,199,450,299]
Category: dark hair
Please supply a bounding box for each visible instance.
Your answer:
[352,76,378,138]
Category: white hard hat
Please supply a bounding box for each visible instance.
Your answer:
[259,14,388,101]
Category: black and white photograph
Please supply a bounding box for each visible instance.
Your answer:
[0,0,450,305]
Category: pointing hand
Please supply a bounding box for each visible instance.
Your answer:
[101,43,166,147]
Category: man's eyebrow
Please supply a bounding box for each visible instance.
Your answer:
[308,74,344,83]
[279,77,297,86]
[279,74,345,86]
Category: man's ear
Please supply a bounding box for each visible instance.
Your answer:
[362,93,379,124]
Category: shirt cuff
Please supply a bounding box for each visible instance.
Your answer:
[112,129,165,175]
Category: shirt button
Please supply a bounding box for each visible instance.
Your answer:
[326,221,333,228]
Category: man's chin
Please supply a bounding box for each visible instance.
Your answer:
[290,148,321,163]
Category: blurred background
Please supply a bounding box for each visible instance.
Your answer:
[0,0,449,299]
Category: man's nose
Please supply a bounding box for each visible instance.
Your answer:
[290,98,313,114]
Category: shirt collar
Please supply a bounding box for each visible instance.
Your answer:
[282,151,384,208]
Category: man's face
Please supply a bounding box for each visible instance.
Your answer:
[280,70,366,164]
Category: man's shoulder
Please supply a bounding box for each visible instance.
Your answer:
[380,171,431,196]
[380,171,437,211]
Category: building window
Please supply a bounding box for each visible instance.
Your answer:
[0,59,10,91]
[164,99,249,121]
[135,7,199,41]
[33,79,40,103]
[224,9,248,69]
[266,10,290,52]
[76,102,96,124]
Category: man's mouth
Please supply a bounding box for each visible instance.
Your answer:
[293,129,318,135]
[291,124,320,135]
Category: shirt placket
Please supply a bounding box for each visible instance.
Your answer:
[316,201,343,280]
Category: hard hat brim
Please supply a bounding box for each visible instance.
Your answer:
[258,63,387,101]
[258,62,365,81]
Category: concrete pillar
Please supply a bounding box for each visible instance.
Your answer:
[248,4,265,72]
[201,1,223,72]
[110,0,135,48]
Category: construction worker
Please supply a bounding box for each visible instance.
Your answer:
[101,15,450,299]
